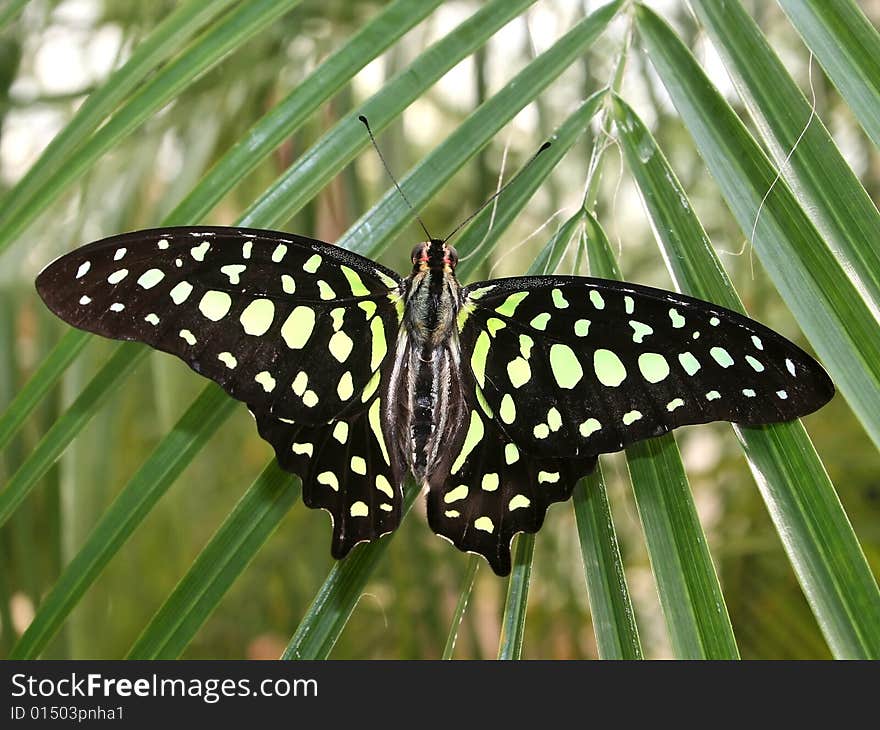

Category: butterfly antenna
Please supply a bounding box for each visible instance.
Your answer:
[442,141,551,244]
[359,115,433,241]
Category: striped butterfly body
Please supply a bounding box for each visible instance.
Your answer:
[36,227,834,574]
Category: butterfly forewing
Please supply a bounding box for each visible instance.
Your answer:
[37,226,407,557]
[458,275,834,459]
[36,227,403,425]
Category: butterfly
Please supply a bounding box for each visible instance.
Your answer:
[35,221,834,574]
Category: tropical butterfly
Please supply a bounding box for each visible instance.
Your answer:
[34,129,834,575]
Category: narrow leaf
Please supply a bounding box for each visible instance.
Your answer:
[690,0,880,359]
[779,0,880,148]
[0,342,141,529]
[127,462,301,659]
[442,556,480,660]
[497,534,534,660]
[533,210,586,278]
[492,105,611,658]
[0,0,303,252]
[585,212,740,659]
[10,386,235,658]
[573,468,643,660]
[282,479,420,660]
[611,93,880,658]
[0,0,240,227]
[165,0,444,225]
[0,329,88,452]
[636,4,880,451]
[455,89,606,281]
[0,0,28,32]
[244,0,623,245]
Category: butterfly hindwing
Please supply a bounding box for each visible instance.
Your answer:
[458,276,834,459]
[425,401,596,574]
[36,226,404,426]
[253,380,402,558]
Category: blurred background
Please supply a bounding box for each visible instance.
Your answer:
[0,0,878,659]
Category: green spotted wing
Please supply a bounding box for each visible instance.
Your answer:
[458,275,833,455]
[36,226,405,555]
[424,404,598,575]
[426,275,834,573]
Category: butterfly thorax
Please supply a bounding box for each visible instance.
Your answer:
[388,240,467,480]
[403,240,460,346]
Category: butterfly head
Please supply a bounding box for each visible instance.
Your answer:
[411,240,458,274]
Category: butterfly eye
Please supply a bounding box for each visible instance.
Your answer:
[445,245,459,268]
[411,243,428,264]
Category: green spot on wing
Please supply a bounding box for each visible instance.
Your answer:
[679,352,701,376]
[530,312,551,330]
[340,265,370,297]
[495,291,529,317]
[638,353,670,383]
[629,320,653,343]
[471,331,491,388]
[593,349,626,387]
[549,344,583,389]
[507,357,531,389]
[451,411,484,474]
[710,346,734,368]
[579,418,601,437]
[303,254,322,273]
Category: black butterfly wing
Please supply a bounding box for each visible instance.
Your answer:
[424,400,597,575]
[458,275,834,460]
[427,274,833,575]
[254,369,402,558]
[36,226,404,425]
[36,226,407,554]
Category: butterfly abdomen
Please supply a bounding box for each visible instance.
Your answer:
[389,257,468,480]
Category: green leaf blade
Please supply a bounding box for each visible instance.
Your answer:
[239,0,542,231]
[0,329,89,453]
[127,463,301,659]
[441,556,480,660]
[10,386,236,659]
[584,212,739,660]
[635,3,880,452]
[0,0,241,229]
[690,0,880,346]
[0,0,28,32]
[0,0,304,253]
[282,479,420,660]
[611,93,880,658]
[779,0,880,149]
[455,90,606,282]
[497,534,534,660]
[165,0,444,226]
[0,342,143,530]
[573,468,643,660]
